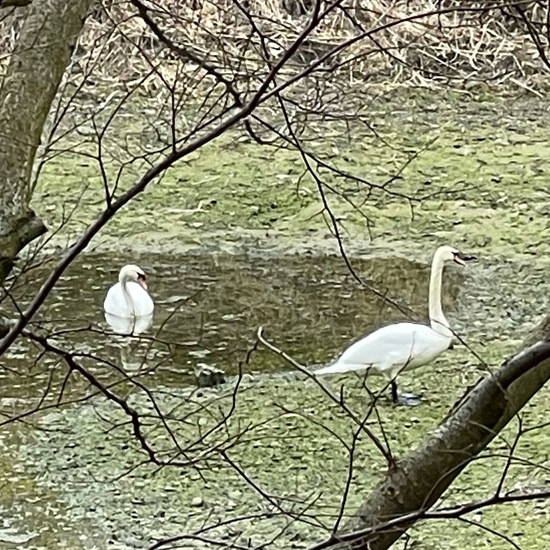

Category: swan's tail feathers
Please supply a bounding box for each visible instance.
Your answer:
[314,361,372,376]
[313,363,340,376]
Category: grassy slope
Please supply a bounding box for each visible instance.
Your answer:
[33,92,550,260]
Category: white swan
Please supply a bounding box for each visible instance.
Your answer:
[103,264,154,318]
[314,245,475,405]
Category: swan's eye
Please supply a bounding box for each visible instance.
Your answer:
[137,273,146,281]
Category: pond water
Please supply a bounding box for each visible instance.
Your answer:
[1,250,467,397]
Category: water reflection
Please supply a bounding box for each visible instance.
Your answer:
[1,252,466,398]
[103,312,154,372]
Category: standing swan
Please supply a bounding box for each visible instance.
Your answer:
[103,265,154,318]
[314,246,475,405]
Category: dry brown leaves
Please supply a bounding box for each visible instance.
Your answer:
[1,0,549,96]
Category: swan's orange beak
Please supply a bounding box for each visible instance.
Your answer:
[137,274,148,290]
[453,251,476,266]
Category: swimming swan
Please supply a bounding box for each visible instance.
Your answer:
[103,264,154,318]
[314,245,475,405]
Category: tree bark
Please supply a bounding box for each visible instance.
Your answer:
[327,317,550,550]
[0,0,94,282]
[0,0,32,7]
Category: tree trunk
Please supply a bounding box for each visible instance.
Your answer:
[329,318,550,550]
[0,0,94,282]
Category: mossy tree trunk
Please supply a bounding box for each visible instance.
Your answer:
[0,0,94,282]
[326,317,550,549]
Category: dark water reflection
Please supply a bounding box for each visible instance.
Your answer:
[1,252,466,399]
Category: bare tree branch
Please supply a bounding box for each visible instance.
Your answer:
[0,0,31,7]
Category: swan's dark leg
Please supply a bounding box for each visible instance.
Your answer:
[391,380,422,407]
[391,380,399,403]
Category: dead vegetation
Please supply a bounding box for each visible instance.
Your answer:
[1,0,549,97]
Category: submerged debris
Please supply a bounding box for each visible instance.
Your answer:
[194,363,226,388]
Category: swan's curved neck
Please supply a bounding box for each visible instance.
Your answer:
[428,253,452,338]
[122,281,136,316]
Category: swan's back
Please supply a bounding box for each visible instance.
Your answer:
[103,281,154,318]
[317,322,452,379]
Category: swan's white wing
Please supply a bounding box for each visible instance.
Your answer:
[126,282,155,317]
[103,283,127,316]
[316,322,451,379]
[103,282,154,318]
